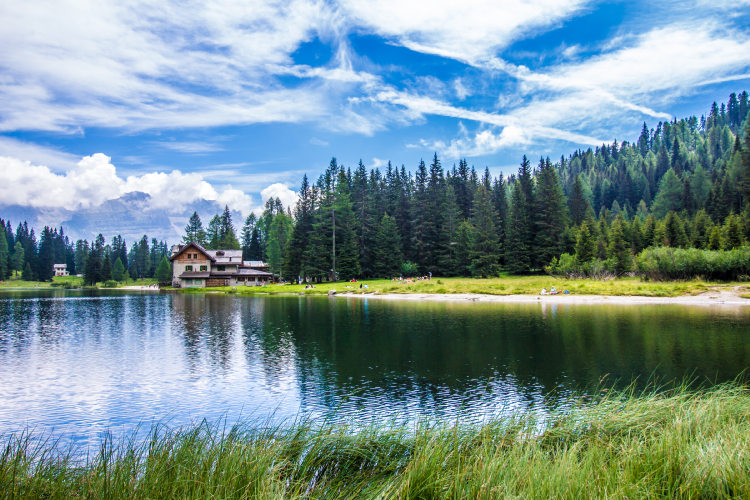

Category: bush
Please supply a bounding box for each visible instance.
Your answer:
[636,246,750,281]
[400,261,418,277]
[547,254,616,279]
[104,280,118,288]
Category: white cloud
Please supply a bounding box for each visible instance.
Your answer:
[216,188,255,217]
[155,141,225,154]
[453,78,470,100]
[0,153,260,216]
[341,0,588,65]
[260,183,298,211]
[0,0,344,132]
[0,137,80,172]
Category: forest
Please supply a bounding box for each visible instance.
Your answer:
[222,91,750,281]
[1,91,750,283]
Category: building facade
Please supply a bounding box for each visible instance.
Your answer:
[53,264,69,276]
[169,242,273,288]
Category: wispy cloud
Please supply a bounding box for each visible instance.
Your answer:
[154,141,225,154]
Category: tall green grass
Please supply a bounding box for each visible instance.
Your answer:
[2,383,749,498]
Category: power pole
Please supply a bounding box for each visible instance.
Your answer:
[331,192,336,281]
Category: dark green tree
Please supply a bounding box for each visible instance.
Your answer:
[372,213,402,278]
[568,175,591,226]
[155,256,172,283]
[575,219,595,264]
[533,158,568,267]
[183,212,206,245]
[469,185,500,277]
[607,216,632,274]
[112,257,125,282]
[505,181,531,274]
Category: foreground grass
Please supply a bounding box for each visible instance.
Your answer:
[188,275,750,298]
[2,384,749,499]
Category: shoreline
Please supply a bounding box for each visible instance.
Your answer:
[331,289,750,306]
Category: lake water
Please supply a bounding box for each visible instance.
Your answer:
[0,290,749,446]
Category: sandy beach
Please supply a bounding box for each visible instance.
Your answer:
[334,288,750,307]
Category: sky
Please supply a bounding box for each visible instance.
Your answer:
[1,0,750,218]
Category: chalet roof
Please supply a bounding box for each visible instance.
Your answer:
[178,271,210,278]
[170,242,215,262]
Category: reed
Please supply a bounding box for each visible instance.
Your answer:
[2,383,748,498]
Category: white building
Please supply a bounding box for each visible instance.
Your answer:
[53,264,69,276]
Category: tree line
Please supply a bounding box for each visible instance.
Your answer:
[184,91,749,282]
[0,221,171,285]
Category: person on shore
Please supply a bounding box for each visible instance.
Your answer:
[541,288,547,295]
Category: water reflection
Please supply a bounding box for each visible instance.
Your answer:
[0,290,748,447]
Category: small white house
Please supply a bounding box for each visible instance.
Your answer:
[53,264,69,276]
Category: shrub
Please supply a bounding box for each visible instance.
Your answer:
[104,280,118,288]
[636,246,750,281]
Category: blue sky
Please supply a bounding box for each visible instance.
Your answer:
[1,0,750,217]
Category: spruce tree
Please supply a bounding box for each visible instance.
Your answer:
[0,229,7,280]
[505,181,530,274]
[155,256,172,283]
[206,215,222,249]
[575,219,595,264]
[469,185,500,277]
[12,242,24,278]
[332,169,361,280]
[652,169,685,218]
[183,212,206,245]
[112,257,125,282]
[533,158,567,267]
[568,175,591,226]
[372,214,402,278]
[607,216,631,275]
[22,262,33,281]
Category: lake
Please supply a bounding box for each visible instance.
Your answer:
[0,290,748,446]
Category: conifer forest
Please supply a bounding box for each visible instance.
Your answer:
[2,91,750,283]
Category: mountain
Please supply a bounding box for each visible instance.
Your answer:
[0,192,237,243]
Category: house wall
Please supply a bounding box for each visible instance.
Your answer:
[181,278,206,288]
[172,254,210,278]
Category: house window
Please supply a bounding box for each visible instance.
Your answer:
[217,265,225,271]
[193,253,198,258]
[187,253,192,259]
[185,265,193,271]
[200,265,207,271]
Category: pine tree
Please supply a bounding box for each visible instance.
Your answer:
[469,185,500,277]
[266,212,294,280]
[206,215,222,249]
[183,212,206,245]
[652,169,684,218]
[332,169,361,280]
[568,175,590,226]
[372,214,402,278]
[505,181,530,274]
[575,219,595,264]
[218,205,240,249]
[22,262,33,281]
[607,216,631,274]
[0,229,7,280]
[155,256,172,283]
[454,220,474,277]
[12,242,24,278]
[112,257,125,282]
[37,227,55,282]
[533,158,568,266]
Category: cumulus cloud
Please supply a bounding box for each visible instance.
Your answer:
[0,153,257,216]
[260,183,298,212]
